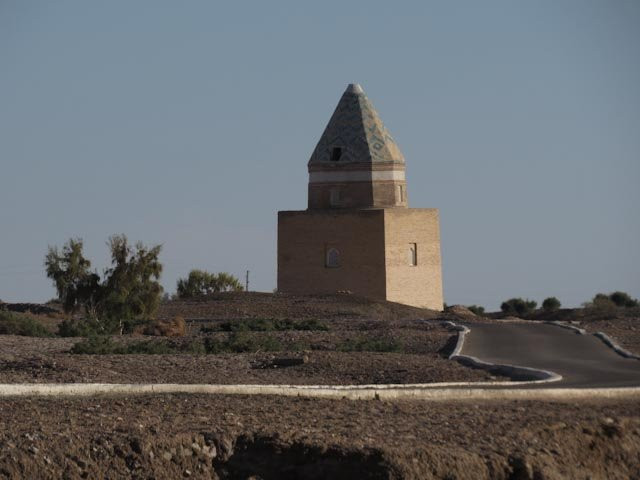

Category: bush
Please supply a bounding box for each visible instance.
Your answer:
[500,298,537,316]
[338,337,401,353]
[58,318,99,337]
[176,270,244,298]
[213,318,329,333]
[467,305,485,316]
[583,293,620,313]
[57,316,152,337]
[0,311,51,337]
[542,297,561,311]
[70,335,120,354]
[70,336,206,355]
[609,291,639,308]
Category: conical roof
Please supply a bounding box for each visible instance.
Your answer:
[308,84,405,166]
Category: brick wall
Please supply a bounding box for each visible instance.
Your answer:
[278,210,387,299]
[383,209,443,310]
[277,208,443,311]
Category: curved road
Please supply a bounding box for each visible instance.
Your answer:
[460,322,640,388]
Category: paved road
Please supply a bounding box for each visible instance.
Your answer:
[461,322,640,388]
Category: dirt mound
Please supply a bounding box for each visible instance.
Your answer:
[134,316,186,337]
[445,305,476,317]
[159,292,440,323]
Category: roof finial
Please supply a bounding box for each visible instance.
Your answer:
[346,83,364,94]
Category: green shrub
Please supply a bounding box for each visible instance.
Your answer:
[338,337,401,353]
[467,305,485,316]
[500,298,537,316]
[58,318,100,337]
[211,318,328,333]
[219,318,271,332]
[542,297,561,311]
[0,311,51,337]
[70,335,119,354]
[176,270,244,298]
[70,336,206,355]
[295,319,329,331]
[585,292,639,311]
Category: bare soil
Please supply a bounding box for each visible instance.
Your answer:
[2,294,639,478]
[0,294,499,385]
[157,292,442,323]
[0,334,494,385]
[0,394,638,479]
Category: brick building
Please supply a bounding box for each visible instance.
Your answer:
[277,84,443,310]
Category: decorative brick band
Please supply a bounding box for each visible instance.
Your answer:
[309,170,405,183]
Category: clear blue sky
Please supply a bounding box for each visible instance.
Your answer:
[1,1,638,310]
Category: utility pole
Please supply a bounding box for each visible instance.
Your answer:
[245,270,249,292]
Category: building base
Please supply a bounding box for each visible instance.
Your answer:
[277,208,443,310]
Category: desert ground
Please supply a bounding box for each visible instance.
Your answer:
[1,293,639,479]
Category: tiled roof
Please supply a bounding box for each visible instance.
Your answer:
[308,84,405,166]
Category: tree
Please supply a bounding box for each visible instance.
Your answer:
[542,297,561,312]
[500,298,537,316]
[44,239,99,314]
[176,270,244,299]
[100,235,163,333]
[45,235,163,334]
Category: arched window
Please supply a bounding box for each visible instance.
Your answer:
[326,248,340,268]
[408,243,417,266]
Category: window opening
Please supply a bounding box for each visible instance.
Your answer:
[326,248,340,268]
[409,243,417,266]
[330,147,342,162]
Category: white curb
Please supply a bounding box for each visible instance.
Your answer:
[594,332,640,361]
[545,321,587,335]
[544,322,640,361]
[0,383,639,401]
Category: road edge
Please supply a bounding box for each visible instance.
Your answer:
[594,332,640,361]
[442,321,562,384]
